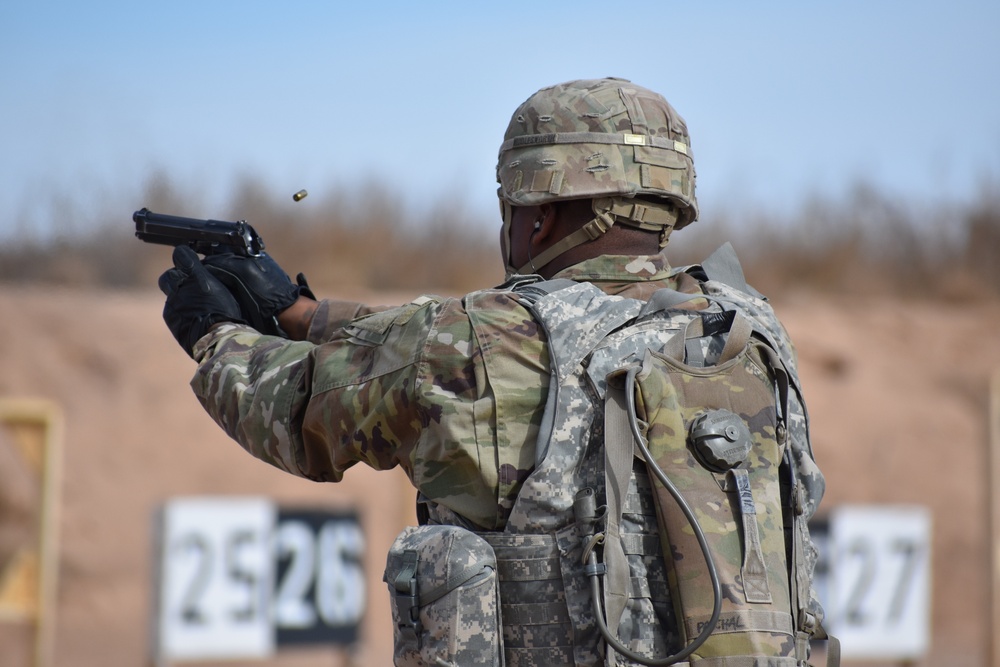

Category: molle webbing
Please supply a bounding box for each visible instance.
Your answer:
[483,532,575,666]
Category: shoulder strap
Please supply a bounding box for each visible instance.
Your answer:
[512,278,578,305]
[509,280,643,523]
[602,380,636,637]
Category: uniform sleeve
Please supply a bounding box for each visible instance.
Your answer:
[188,298,437,483]
[188,292,548,530]
[305,298,392,343]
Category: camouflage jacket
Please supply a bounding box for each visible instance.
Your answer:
[190,250,822,531]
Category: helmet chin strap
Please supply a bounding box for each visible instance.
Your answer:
[500,200,520,278]
[513,198,616,275]
[502,197,678,277]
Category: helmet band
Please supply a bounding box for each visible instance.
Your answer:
[500,131,689,156]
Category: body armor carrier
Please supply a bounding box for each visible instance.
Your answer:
[386,244,837,667]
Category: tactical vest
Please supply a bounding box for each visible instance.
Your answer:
[385,244,837,667]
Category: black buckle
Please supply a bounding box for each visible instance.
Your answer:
[393,550,422,646]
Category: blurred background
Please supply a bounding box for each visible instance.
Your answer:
[1,1,999,666]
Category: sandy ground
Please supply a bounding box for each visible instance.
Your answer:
[1,283,999,667]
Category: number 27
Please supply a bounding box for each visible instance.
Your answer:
[842,536,924,627]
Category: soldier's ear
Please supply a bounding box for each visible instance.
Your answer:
[532,204,558,244]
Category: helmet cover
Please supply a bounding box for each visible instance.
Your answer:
[496,78,698,229]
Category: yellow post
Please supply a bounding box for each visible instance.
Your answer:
[0,399,63,667]
[991,373,1000,667]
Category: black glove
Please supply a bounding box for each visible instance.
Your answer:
[201,251,311,336]
[159,246,246,357]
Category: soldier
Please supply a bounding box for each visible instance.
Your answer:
[159,78,829,666]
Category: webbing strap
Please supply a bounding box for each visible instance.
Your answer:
[810,620,842,667]
[516,209,615,275]
[718,313,754,364]
[495,557,561,581]
[515,278,577,298]
[604,197,678,237]
[603,381,637,638]
[662,311,752,366]
[501,601,572,626]
[664,317,700,361]
[785,453,806,661]
[638,287,704,317]
[514,196,677,275]
[730,469,772,604]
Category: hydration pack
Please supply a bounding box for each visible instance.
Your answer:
[386,244,837,666]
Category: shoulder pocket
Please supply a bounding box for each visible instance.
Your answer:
[345,297,437,346]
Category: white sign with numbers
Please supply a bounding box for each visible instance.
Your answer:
[158,497,276,661]
[155,498,365,662]
[828,505,931,660]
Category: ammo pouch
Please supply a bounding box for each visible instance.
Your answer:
[384,525,502,667]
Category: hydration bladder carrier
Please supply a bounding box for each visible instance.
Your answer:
[604,313,798,663]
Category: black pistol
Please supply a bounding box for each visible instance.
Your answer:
[135,207,292,335]
[133,207,266,258]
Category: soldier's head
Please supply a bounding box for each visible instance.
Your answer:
[497,78,698,278]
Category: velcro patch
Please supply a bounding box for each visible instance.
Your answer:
[347,298,437,344]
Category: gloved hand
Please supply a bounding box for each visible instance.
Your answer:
[159,245,246,357]
[201,251,312,336]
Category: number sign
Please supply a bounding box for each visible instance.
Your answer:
[274,509,365,645]
[155,498,365,662]
[827,505,932,660]
[157,497,275,661]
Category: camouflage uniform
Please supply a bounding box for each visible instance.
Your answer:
[188,77,830,665]
[190,247,827,665]
[190,250,707,531]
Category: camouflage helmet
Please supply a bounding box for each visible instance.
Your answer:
[498,78,698,223]
[497,78,698,275]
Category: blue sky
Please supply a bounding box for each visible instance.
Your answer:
[1,1,998,240]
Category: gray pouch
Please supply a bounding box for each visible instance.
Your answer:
[384,525,502,667]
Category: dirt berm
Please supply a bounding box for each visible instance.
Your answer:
[1,284,998,667]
